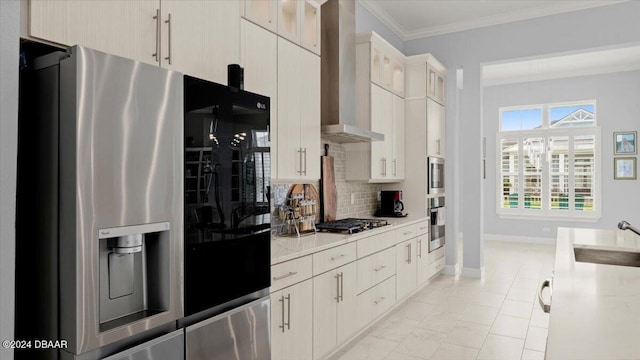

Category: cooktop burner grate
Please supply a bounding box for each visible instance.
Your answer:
[315,218,389,234]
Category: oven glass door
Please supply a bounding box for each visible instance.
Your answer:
[429,206,445,252]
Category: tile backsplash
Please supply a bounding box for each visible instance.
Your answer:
[326,141,381,219]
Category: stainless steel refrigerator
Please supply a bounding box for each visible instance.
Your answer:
[16,46,184,360]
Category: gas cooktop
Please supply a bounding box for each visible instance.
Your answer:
[315,218,389,234]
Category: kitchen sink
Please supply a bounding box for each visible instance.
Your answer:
[573,245,640,267]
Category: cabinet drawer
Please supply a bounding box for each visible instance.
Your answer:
[357,247,396,294]
[356,275,396,329]
[428,246,445,265]
[397,224,417,243]
[416,221,429,235]
[357,231,397,258]
[271,255,313,292]
[428,257,445,278]
[313,242,357,275]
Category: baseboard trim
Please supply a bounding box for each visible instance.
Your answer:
[444,263,460,275]
[462,266,485,278]
[484,233,555,245]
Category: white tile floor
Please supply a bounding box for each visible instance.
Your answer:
[331,240,555,360]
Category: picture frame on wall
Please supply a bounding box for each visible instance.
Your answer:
[614,157,637,180]
[614,131,637,155]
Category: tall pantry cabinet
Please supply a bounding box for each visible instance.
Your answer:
[242,0,322,181]
[402,54,447,218]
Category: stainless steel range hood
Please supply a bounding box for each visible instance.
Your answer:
[320,0,384,143]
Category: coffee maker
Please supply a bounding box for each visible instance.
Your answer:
[375,190,407,217]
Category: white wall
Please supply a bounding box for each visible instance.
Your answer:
[484,70,640,238]
[355,1,404,52]
[0,0,19,359]
[403,1,640,273]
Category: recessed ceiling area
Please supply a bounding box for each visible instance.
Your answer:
[358,0,627,40]
[482,45,640,86]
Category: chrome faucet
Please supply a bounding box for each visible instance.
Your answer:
[618,221,640,236]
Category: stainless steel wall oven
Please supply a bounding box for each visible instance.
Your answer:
[429,196,446,252]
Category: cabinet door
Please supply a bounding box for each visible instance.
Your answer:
[313,270,339,359]
[392,94,405,179]
[271,280,313,360]
[241,19,278,178]
[278,0,300,44]
[336,262,358,345]
[162,0,240,84]
[370,85,392,179]
[244,0,278,32]
[416,235,430,285]
[298,48,321,180]
[277,37,303,179]
[396,238,417,299]
[29,0,159,66]
[300,0,321,55]
[427,64,445,105]
[427,98,445,158]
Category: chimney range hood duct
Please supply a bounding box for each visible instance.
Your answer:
[320,0,384,143]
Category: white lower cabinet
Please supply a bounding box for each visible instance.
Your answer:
[416,234,430,285]
[312,262,358,360]
[271,279,313,360]
[395,238,417,300]
[356,275,396,329]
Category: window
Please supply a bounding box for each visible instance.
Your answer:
[497,101,600,220]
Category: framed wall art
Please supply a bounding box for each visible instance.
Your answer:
[614,157,637,180]
[614,131,637,155]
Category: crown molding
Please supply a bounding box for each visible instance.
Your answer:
[357,0,628,42]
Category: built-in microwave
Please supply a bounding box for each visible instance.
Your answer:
[428,156,445,194]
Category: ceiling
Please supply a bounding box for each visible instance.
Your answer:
[358,0,627,40]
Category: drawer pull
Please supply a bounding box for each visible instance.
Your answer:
[374,265,386,272]
[538,278,552,313]
[403,231,413,236]
[374,296,385,304]
[273,271,298,281]
[330,254,346,261]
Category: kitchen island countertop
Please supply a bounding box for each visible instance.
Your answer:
[547,227,640,359]
[271,215,428,265]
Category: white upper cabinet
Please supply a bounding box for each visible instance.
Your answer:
[29,0,159,66]
[28,0,240,85]
[161,0,240,84]
[244,0,278,33]
[427,63,446,105]
[300,0,321,55]
[392,94,405,179]
[358,32,405,98]
[427,97,446,158]
[277,37,321,181]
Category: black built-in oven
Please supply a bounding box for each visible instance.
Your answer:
[182,75,270,321]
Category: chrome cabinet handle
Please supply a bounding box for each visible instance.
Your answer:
[436,139,441,155]
[403,231,412,236]
[273,271,298,281]
[407,243,412,264]
[380,158,385,176]
[374,296,385,304]
[152,9,160,62]
[164,13,172,65]
[393,159,397,176]
[335,273,340,303]
[417,239,422,258]
[285,294,291,330]
[374,265,386,272]
[303,148,307,175]
[298,148,303,175]
[537,278,552,313]
[330,254,346,261]
[339,272,344,302]
[279,295,286,332]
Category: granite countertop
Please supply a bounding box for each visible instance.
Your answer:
[271,215,428,265]
[547,227,640,360]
